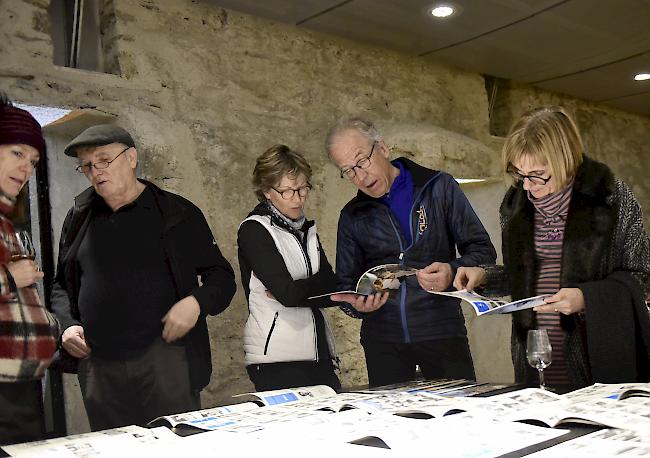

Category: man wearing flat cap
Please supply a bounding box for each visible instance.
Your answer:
[50,124,236,430]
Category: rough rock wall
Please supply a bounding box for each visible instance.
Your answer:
[1,0,649,426]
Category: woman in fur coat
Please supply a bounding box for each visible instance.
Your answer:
[454,106,650,388]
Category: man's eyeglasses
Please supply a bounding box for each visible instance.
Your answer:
[340,142,376,180]
[75,146,131,174]
[271,184,312,200]
[507,167,552,185]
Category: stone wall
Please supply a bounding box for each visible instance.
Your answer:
[1,0,649,432]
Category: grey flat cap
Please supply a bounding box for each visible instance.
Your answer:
[64,124,135,157]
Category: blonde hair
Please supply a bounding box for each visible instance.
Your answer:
[252,145,312,201]
[502,106,584,189]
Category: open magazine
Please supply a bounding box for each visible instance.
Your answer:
[564,382,650,402]
[148,385,336,430]
[308,263,417,299]
[148,382,650,434]
[428,289,551,315]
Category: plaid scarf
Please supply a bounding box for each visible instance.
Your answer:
[0,192,59,381]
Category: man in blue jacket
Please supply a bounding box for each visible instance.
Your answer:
[326,117,496,387]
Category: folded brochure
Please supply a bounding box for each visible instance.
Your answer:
[428,289,551,315]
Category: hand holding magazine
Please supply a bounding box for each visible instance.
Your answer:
[309,263,417,299]
[428,289,551,316]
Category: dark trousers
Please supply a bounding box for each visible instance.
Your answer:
[0,380,44,445]
[361,335,476,388]
[78,338,200,431]
[247,360,341,392]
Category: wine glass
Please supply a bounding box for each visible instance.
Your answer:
[526,329,552,390]
[12,230,36,262]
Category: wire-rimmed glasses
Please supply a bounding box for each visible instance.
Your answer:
[75,146,131,174]
[271,184,312,200]
[340,142,376,180]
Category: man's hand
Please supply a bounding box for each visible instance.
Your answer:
[534,288,585,315]
[162,296,201,343]
[330,292,389,313]
[61,325,91,359]
[453,267,487,292]
[6,260,44,288]
[416,262,452,292]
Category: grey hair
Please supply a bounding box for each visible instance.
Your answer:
[324,116,382,157]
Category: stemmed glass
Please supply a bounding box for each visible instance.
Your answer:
[527,329,552,390]
[12,230,36,262]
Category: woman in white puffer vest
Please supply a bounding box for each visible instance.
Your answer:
[237,145,340,391]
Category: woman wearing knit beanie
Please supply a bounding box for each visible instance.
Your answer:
[0,93,59,445]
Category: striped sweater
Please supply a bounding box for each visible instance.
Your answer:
[483,156,650,387]
[530,180,574,385]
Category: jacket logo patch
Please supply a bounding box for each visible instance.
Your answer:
[416,205,428,235]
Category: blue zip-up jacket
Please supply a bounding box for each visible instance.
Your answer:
[335,158,497,343]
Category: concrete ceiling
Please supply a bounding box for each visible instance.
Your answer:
[203,0,650,118]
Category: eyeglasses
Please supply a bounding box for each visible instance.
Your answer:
[507,167,552,185]
[340,142,376,180]
[75,146,131,174]
[271,184,312,200]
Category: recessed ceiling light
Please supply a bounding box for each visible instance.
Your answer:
[429,4,456,18]
[634,73,650,81]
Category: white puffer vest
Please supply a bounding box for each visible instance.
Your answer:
[241,215,336,365]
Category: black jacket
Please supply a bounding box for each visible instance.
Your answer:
[50,180,236,390]
[336,158,496,343]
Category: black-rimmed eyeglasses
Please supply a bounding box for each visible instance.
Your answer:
[340,142,376,180]
[271,184,312,200]
[75,146,131,174]
[507,167,552,185]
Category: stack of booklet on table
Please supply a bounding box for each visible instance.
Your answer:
[4,381,650,457]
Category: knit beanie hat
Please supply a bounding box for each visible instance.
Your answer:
[0,93,46,157]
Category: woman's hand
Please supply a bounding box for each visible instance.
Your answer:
[330,292,389,313]
[452,267,486,291]
[6,259,44,288]
[534,288,585,315]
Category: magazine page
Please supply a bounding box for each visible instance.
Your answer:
[354,264,417,295]
[266,391,382,414]
[565,382,650,402]
[354,378,479,394]
[428,289,550,315]
[255,409,569,457]
[308,264,417,299]
[3,425,178,457]
[526,428,650,457]
[179,416,393,457]
[234,384,337,406]
[148,401,260,428]
[341,391,471,417]
[462,388,569,425]
[368,412,570,456]
[558,398,650,432]
[489,393,650,431]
